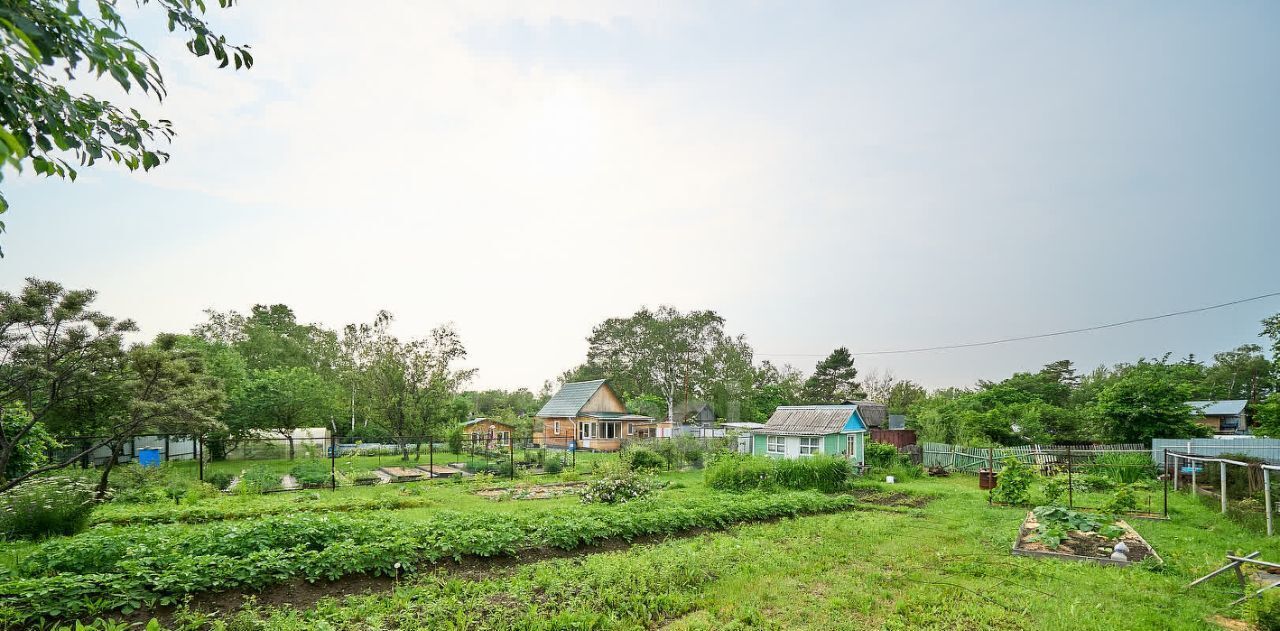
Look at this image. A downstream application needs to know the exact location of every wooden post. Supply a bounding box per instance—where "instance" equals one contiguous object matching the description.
[1264,468,1273,537]
[1221,461,1229,514]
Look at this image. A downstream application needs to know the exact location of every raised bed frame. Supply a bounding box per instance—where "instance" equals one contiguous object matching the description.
[1011,511,1163,567]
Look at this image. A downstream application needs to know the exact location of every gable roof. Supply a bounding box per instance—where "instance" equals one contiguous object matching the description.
[1187,400,1249,416]
[758,404,881,436]
[536,379,609,417]
[463,418,513,428]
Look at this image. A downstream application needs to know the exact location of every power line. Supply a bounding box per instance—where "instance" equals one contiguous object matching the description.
[759,290,1280,358]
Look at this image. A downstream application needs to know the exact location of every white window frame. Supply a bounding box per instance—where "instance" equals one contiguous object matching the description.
[766,435,785,455]
[553,421,560,434]
[601,422,617,439]
[799,436,820,456]
[627,423,635,436]
[579,422,593,439]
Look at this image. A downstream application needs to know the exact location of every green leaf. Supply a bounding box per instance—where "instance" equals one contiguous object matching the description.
[0,17,44,63]
[0,125,26,157]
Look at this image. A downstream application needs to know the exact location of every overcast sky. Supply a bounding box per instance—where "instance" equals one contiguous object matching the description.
[2,1,1278,391]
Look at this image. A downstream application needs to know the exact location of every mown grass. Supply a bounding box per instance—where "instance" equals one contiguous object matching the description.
[145,474,1280,631]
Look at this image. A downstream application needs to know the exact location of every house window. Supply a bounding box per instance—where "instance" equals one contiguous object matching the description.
[553,421,560,435]
[601,422,617,439]
[767,435,785,455]
[627,423,635,436]
[579,422,592,439]
[799,436,820,456]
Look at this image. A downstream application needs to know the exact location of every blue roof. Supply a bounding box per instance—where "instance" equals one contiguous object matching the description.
[1187,400,1248,416]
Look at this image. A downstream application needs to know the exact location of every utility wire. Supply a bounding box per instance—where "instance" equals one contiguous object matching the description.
[759,290,1280,358]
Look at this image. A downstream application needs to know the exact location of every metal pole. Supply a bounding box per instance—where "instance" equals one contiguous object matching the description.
[429,434,434,480]
[1163,449,1169,519]
[1221,461,1229,514]
[198,435,204,482]
[330,434,337,491]
[1066,445,1073,508]
[1173,453,1179,491]
[1264,468,1273,537]
[1191,461,1197,497]
[510,438,515,480]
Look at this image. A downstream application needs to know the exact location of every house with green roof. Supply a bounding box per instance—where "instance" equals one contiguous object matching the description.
[750,403,884,465]
[535,379,655,451]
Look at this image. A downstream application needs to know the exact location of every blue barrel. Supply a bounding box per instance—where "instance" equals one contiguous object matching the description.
[138,448,162,468]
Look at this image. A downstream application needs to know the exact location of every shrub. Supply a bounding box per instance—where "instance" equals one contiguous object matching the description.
[109,464,170,503]
[705,454,852,493]
[0,476,98,540]
[180,483,220,506]
[704,453,777,492]
[447,427,464,454]
[291,461,331,487]
[237,466,282,494]
[624,447,666,472]
[1041,475,1067,505]
[1100,483,1140,516]
[1090,452,1158,484]
[1250,590,1280,631]
[990,457,1034,506]
[581,462,653,504]
[774,456,853,493]
[206,472,234,491]
[864,441,901,470]
[544,454,564,475]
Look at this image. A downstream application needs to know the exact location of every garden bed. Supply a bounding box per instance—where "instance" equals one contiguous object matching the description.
[378,467,425,482]
[1012,510,1161,566]
[475,482,585,501]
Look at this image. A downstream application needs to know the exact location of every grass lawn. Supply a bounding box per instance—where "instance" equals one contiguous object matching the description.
[159,473,1280,631]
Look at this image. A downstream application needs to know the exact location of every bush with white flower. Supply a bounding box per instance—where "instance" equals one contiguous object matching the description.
[581,461,654,505]
[0,475,99,540]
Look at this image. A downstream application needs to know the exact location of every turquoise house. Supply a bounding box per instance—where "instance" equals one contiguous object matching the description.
[751,403,884,466]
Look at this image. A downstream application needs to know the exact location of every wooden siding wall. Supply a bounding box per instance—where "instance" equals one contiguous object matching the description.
[869,429,917,448]
[580,385,627,415]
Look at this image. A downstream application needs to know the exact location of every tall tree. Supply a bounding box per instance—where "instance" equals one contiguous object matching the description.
[801,347,863,403]
[231,367,338,459]
[585,306,729,424]
[0,278,134,486]
[0,0,252,241]
[1092,358,1211,445]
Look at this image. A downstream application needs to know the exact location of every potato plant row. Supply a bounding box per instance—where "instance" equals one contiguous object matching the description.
[0,491,862,625]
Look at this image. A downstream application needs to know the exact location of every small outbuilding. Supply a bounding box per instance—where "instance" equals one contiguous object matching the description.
[1187,400,1250,435]
[463,418,514,447]
[752,403,885,466]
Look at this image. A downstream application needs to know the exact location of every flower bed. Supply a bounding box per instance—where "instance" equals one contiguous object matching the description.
[475,482,585,501]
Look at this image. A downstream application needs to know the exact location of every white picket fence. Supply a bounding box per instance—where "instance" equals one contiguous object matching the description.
[921,442,1146,472]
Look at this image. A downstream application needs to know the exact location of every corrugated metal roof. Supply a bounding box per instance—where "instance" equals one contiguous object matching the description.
[758,404,874,436]
[1187,400,1249,416]
[583,412,654,420]
[888,414,907,430]
[536,379,608,417]
[463,418,488,427]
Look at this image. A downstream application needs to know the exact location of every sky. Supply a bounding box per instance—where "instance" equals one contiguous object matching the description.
[2,1,1278,392]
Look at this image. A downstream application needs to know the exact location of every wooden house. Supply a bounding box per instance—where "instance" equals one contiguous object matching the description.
[1187,400,1249,435]
[536,379,654,452]
[751,403,886,466]
[463,418,513,447]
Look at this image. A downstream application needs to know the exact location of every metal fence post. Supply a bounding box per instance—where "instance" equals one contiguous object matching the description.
[197,435,205,482]
[1066,445,1073,508]
[429,434,434,480]
[1163,449,1169,519]
[1191,460,1197,496]
[330,434,337,491]
[1221,461,1229,514]
[1264,468,1273,537]
[509,438,515,480]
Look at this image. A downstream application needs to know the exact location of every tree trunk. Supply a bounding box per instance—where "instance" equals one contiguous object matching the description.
[95,442,124,502]
[286,434,296,460]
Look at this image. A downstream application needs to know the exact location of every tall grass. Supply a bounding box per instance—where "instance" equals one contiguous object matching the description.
[705,454,852,493]
[1089,452,1157,484]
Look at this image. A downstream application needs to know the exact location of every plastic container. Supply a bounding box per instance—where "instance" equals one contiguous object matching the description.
[138,448,162,468]
[885,475,896,484]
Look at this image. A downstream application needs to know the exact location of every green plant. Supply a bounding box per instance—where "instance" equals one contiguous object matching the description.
[705,454,852,493]
[180,483,220,506]
[1250,589,1280,631]
[236,465,282,494]
[1041,476,1067,505]
[205,472,234,491]
[1089,452,1158,484]
[1099,484,1140,516]
[544,454,565,475]
[582,462,653,504]
[290,461,331,487]
[624,447,666,472]
[1028,505,1125,549]
[864,441,901,470]
[989,457,1034,506]
[0,476,98,540]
